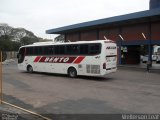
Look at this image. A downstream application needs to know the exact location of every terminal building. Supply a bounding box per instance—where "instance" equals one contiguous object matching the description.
[46,0,160,65]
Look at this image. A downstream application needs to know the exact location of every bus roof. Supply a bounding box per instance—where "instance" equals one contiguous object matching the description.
[20,40,115,48]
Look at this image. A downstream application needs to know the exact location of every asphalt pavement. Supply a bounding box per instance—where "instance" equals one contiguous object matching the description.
[0,60,160,119]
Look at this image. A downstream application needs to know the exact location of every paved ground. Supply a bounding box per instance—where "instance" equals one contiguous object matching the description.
[0,60,160,119]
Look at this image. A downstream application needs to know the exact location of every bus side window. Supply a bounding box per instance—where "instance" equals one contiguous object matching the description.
[28,47,34,55]
[39,47,43,55]
[34,47,39,55]
[26,47,29,55]
[34,47,43,55]
[89,44,101,55]
[80,44,88,55]
[55,45,65,55]
[48,46,54,55]
[43,46,49,55]
[66,45,79,55]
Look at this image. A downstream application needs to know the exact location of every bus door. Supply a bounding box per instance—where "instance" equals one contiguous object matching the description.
[17,47,25,63]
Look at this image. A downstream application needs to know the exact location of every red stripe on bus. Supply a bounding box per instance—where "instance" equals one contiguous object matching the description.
[34,56,84,63]
[74,56,85,64]
[38,56,77,63]
[34,56,41,62]
[66,57,77,63]
[39,56,46,62]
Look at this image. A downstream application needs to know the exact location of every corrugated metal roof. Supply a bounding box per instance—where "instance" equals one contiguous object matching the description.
[46,8,160,34]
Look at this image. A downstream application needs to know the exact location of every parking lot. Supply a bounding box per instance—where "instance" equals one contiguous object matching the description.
[1,60,160,116]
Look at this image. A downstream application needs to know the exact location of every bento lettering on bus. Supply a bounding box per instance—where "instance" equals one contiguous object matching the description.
[45,57,69,63]
[39,57,76,63]
[106,46,116,49]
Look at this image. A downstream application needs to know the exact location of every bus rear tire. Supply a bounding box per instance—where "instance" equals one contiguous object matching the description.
[68,67,77,78]
[27,65,33,73]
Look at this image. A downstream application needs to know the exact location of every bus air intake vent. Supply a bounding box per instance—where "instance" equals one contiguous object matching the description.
[86,65,100,74]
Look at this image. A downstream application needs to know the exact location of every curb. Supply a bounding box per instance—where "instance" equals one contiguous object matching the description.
[118,65,160,73]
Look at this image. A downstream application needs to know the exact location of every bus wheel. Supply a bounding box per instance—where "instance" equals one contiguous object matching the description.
[68,67,77,78]
[27,65,33,73]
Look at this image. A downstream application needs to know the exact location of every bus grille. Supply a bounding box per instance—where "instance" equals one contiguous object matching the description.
[86,65,100,74]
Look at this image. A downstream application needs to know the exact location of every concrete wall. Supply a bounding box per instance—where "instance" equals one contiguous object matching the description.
[6,51,17,59]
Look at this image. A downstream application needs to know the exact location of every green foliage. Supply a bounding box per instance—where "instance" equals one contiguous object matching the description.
[0,35,11,51]
[0,23,51,51]
[11,41,21,51]
[0,35,21,51]
[20,36,39,45]
[0,35,40,51]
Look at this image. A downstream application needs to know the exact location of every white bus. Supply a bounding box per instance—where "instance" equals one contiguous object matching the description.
[17,40,117,77]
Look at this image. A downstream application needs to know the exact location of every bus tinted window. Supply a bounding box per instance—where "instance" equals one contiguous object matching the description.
[66,45,79,55]
[80,44,88,54]
[34,47,43,55]
[43,46,49,55]
[26,47,34,55]
[89,43,101,54]
[48,46,54,55]
[23,43,101,56]
[39,47,43,55]
[25,47,29,55]
[34,47,39,55]
[55,45,65,55]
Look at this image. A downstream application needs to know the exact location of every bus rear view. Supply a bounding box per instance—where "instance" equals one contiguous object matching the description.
[101,41,117,76]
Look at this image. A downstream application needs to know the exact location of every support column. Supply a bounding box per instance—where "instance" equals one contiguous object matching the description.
[148,21,152,64]
[118,27,123,65]
[118,43,122,65]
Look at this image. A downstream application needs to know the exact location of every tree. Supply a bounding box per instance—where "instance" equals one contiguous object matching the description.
[20,36,39,45]
[0,35,21,51]
[11,41,21,51]
[0,23,14,51]
[0,35,12,51]
[0,23,13,37]
[0,51,7,62]
[0,23,51,51]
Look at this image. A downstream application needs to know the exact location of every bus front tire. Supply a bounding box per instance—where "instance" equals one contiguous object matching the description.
[27,65,33,73]
[68,67,77,78]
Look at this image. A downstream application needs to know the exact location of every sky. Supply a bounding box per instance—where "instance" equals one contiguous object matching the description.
[0,0,149,39]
